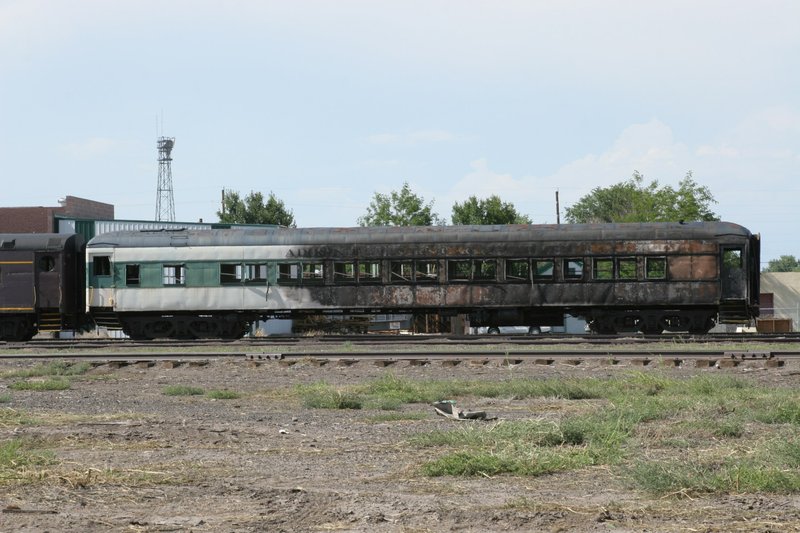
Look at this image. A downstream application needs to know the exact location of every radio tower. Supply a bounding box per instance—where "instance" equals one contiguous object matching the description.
[155,136,176,222]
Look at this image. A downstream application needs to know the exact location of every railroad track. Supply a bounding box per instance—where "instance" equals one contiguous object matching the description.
[0,346,796,370]
[5,332,800,351]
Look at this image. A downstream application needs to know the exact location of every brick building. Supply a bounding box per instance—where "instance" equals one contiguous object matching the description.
[0,196,114,233]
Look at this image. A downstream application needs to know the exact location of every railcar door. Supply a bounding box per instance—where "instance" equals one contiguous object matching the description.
[720,247,746,299]
[35,251,62,309]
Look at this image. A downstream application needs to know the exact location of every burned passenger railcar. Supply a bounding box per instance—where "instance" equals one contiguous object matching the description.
[85,221,759,338]
[0,233,86,341]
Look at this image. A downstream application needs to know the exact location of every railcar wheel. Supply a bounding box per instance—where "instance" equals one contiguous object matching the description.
[143,320,176,340]
[528,326,541,335]
[188,320,221,339]
[487,327,500,335]
[688,317,716,335]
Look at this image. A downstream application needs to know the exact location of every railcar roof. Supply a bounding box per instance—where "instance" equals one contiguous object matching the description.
[86,221,753,248]
[0,233,82,251]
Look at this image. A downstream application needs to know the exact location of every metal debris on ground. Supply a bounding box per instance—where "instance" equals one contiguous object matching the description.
[432,400,497,421]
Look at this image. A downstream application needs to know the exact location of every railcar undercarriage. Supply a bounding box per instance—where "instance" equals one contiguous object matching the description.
[582,307,718,335]
[117,313,258,340]
[0,315,37,342]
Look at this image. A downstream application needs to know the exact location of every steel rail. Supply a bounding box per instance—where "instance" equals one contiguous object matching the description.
[1,349,797,364]
[5,332,800,351]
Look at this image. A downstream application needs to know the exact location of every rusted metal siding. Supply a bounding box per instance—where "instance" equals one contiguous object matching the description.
[85,222,758,330]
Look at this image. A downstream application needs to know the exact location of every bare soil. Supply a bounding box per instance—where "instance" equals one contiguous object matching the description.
[2,353,800,532]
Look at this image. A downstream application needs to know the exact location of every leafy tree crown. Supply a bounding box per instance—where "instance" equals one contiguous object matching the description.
[217,190,296,227]
[564,171,718,224]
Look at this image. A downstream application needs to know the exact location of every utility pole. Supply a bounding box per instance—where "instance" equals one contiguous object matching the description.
[556,190,560,224]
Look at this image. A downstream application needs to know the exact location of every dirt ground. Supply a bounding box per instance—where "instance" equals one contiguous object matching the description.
[2,352,800,532]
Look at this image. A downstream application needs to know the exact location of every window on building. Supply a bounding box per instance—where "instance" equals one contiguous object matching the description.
[473,259,497,281]
[723,249,742,269]
[390,261,413,282]
[126,264,140,286]
[359,261,382,283]
[220,263,242,284]
[593,258,614,280]
[302,262,324,282]
[564,259,584,280]
[506,259,529,282]
[278,263,300,284]
[246,264,268,283]
[617,257,637,280]
[532,259,555,280]
[645,257,667,279]
[93,256,111,277]
[39,256,55,272]
[334,262,356,283]
[163,264,185,285]
[416,260,438,282]
[448,260,472,281]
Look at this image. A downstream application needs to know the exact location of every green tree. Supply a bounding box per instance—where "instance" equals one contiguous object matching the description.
[451,195,532,225]
[217,190,296,227]
[764,255,800,272]
[564,171,718,223]
[358,182,443,226]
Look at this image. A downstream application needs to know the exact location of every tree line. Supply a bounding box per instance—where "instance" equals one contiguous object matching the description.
[218,171,717,228]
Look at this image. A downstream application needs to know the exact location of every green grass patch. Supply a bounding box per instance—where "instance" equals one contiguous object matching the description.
[206,389,241,400]
[0,439,56,484]
[1,360,91,379]
[630,438,800,496]
[9,379,70,391]
[297,382,363,409]
[163,385,205,396]
[0,394,10,404]
[0,407,37,426]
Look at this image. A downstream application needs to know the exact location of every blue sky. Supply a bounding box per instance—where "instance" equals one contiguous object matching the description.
[1,1,798,265]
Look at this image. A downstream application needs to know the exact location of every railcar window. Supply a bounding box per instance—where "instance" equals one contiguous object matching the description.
[163,264,185,286]
[564,259,584,280]
[474,259,496,281]
[278,263,300,284]
[246,264,268,283]
[645,257,667,279]
[220,263,243,284]
[302,262,324,283]
[532,260,555,280]
[39,256,55,272]
[506,259,529,282]
[617,258,637,280]
[126,265,140,286]
[359,261,382,283]
[390,261,413,282]
[448,260,472,281]
[593,258,613,280]
[334,262,356,283]
[416,260,438,282]
[723,249,742,268]
[93,256,111,276]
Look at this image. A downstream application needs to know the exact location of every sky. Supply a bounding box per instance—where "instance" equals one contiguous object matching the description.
[1,1,798,265]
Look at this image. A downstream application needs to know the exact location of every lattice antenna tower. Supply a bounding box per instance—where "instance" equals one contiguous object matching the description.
[155,136,176,222]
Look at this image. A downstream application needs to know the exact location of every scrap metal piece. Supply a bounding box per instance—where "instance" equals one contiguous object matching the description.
[432,400,496,421]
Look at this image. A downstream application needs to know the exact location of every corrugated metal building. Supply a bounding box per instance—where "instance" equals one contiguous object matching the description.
[759,272,800,331]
